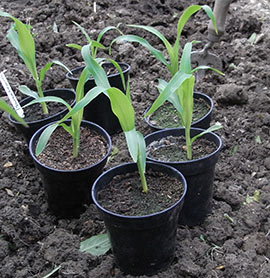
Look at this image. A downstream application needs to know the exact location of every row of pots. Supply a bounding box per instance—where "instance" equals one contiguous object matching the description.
[9,62,222,276]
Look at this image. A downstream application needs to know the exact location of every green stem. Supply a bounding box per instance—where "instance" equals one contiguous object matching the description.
[138,161,148,193]
[36,80,48,114]
[72,133,79,158]
[185,127,192,160]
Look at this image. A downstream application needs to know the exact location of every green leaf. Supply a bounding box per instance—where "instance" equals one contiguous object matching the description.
[58,86,106,123]
[107,87,135,132]
[80,234,111,256]
[35,123,58,156]
[72,21,91,43]
[191,123,222,144]
[1,12,38,80]
[156,79,183,116]
[97,26,122,43]
[66,43,82,50]
[249,33,257,45]
[111,35,169,67]
[23,96,71,110]
[145,71,191,117]
[106,59,126,91]
[18,85,39,99]
[40,60,71,83]
[180,41,193,74]
[82,45,110,88]
[0,98,27,126]
[128,24,173,59]
[124,128,139,162]
[191,65,224,76]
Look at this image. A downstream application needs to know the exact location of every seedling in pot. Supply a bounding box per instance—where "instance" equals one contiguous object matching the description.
[0,11,71,114]
[145,41,223,160]
[80,50,148,192]
[66,21,126,88]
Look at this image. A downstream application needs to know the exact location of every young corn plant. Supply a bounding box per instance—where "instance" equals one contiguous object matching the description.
[145,41,223,160]
[24,45,107,158]
[0,11,71,114]
[66,22,126,88]
[110,5,217,77]
[81,48,148,193]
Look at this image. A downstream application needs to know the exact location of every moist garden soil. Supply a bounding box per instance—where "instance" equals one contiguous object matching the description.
[0,0,269,277]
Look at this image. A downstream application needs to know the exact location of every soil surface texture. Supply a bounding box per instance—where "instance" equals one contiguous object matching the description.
[0,0,269,277]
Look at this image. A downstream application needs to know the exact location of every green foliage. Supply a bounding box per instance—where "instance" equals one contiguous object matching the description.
[67,21,122,60]
[80,233,111,256]
[0,11,71,114]
[145,40,223,159]
[111,5,217,76]
[0,98,27,126]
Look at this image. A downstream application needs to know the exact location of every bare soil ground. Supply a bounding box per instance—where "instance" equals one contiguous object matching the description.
[0,0,269,277]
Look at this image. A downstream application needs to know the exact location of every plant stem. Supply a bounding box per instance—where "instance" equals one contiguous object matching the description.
[73,133,79,158]
[36,80,48,114]
[138,161,148,193]
[185,127,192,160]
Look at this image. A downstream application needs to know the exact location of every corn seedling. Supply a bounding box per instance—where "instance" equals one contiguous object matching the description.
[0,11,71,114]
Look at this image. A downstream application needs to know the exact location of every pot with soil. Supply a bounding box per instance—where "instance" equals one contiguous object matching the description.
[29,120,111,218]
[8,88,75,143]
[92,161,187,276]
[145,91,213,131]
[145,127,222,226]
[66,62,130,135]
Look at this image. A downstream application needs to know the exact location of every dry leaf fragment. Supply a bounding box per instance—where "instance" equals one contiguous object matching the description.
[3,161,13,168]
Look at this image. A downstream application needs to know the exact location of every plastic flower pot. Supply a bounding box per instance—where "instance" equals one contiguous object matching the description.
[145,127,222,226]
[29,120,112,219]
[91,161,187,276]
[145,92,214,131]
[66,62,130,135]
[8,88,76,144]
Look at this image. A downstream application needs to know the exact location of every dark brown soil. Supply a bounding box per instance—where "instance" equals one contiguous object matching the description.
[97,169,184,216]
[36,127,108,170]
[0,0,270,277]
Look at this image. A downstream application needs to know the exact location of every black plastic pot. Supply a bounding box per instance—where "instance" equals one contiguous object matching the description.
[29,120,112,219]
[145,128,222,226]
[8,88,75,144]
[66,62,130,135]
[145,92,213,131]
[92,162,187,276]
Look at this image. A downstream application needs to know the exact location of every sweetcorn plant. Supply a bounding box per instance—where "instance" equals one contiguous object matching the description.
[0,11,71,114]
[145,41,223,160]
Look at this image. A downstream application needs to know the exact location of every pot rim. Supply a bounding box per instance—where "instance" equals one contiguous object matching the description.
[8,88,76,125]
[66,61,131,81]
[145,127,222,164]
[91,161,187,219]
[144,91,214,130]
[29,119,112,173]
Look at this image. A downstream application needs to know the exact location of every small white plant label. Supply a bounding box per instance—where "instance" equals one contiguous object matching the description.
[0,71,25,118]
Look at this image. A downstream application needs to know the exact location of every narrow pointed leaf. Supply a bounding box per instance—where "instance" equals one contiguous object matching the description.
[124,128,139,162]
[72,21,91,43]
[180,41,193,74]
[19,85,39,99]
[145,71,191,117]
[66,43,82,50]
[191,65,224,76]
[0,98,27,126]
[23,96,71,110]
[82,45,110,88]
[191,123,222,144]
[97,26,122,43]
[106,58,126,91]
[35,123,58,156]
[107,87,135,132]
[111,35,169,67]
